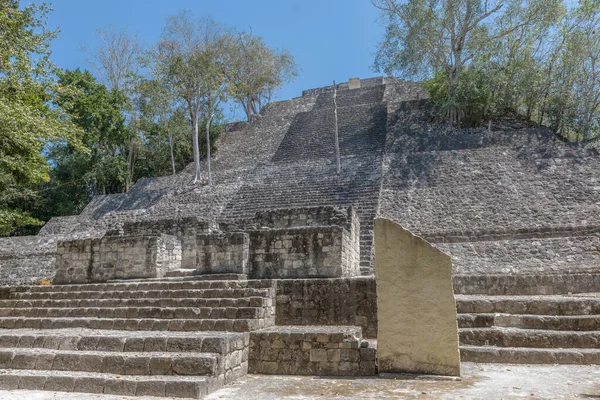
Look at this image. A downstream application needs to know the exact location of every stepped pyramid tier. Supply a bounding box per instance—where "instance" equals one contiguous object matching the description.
[0,77,599,397]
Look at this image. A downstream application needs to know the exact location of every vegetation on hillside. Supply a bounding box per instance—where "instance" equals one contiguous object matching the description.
[0,2,297,236]
[373,0,600,142]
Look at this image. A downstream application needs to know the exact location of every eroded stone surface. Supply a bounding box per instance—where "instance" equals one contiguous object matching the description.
[374,218,460,376]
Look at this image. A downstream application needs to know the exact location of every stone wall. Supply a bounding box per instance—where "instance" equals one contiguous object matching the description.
[54,234,181,284]
[0,236,59,286]
[195,232,249,274]
[220,206,358,232]
[114,218,210,270]
[248,326,376,376]
[378,99,600,276]
[436,234,600,275]
[248,226,359,279]
[275,278,377,338]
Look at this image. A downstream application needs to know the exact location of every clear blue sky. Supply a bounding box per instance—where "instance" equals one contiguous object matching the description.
[31,0,385,102]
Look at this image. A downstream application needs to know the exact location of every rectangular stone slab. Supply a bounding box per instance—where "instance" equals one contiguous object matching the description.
[374,218,460,376]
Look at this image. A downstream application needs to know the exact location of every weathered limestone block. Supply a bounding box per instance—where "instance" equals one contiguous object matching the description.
[54,239,94,284]
[249,226,359,279]
[113,217,211,270]
[248,326,375,376]
[54,234,181,284]
[195,232,249,274]
[374,218,460,376]
[348,77,361,90]
[275,277,378,338]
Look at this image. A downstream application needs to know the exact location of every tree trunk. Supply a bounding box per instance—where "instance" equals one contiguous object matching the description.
[205,113,214,186]
[192,112,201,184]
[126,139,135,191]
[241,98,251,121]
[168,130,176,175]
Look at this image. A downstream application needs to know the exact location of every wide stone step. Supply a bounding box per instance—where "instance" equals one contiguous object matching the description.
[7,288,273,301]
[0,328,247,354]
[14,279,273,293]
[453,273,600,295]
[160,272,248,280]
[0,306,269,320]
[0,368,217,398]
[0,317,273,332]
[458,313,600,331]
[456,295,600,315]
[460,345,600,364]
[0,296,271,309]
[459,327,600,348]
[0,348,220,376]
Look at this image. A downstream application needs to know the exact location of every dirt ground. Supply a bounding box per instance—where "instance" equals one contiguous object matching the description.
[0,363,598,400]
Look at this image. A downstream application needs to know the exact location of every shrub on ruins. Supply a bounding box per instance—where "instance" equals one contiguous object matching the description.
[425,69,494,127]
[372,0,600,143]
[0,1,86,236]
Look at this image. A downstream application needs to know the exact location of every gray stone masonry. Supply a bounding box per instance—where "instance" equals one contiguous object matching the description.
[248,326,376,376]
[112,217,210,270]
[275,278,377,338]
[248,226,359,279]
[219,205,358,233]
[195,232,249,275]
[54,234,181,284]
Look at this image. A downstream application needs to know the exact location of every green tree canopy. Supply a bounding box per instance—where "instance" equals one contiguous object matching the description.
[0,0,86,235]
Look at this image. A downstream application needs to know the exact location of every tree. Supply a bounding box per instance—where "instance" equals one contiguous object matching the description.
[133,108,194,178]
[83,26,144,190]
[136,78,180,175]
[0,0,85,235]
[224,30,298,120]
[54,69,130,196]
[372,0,563,125]
[82,25,142,92]
[155,13,228,184]
[546,1,600,142]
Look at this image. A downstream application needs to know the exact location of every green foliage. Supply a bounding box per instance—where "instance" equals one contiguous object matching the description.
[53,69,131,195]
[372,0,600,137]
[425,69,494,126]
[0,0,86,236]
[224,31,298,120]
[0,209,43,236]
[2,5,296,235]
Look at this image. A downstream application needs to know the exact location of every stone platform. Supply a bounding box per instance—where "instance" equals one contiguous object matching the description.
[0,278,276,398]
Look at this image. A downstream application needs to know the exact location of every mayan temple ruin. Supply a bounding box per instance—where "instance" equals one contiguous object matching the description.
[0,77,599,398]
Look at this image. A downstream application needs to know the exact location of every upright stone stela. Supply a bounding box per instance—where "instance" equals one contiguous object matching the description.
[374,218,460,376]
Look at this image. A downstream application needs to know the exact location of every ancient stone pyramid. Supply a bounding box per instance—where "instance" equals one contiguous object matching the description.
[0,77,599,398]
[2,76,598,284]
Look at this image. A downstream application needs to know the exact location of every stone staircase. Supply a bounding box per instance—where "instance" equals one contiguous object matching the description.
[0,278,276,398]
[457,293,600,364]
[221,86,389,276]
